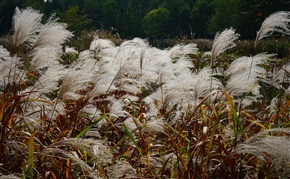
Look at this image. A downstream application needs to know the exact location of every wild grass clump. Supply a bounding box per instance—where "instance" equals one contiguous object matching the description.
[0,7,290,178]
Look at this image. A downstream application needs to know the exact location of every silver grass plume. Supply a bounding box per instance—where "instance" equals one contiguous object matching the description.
[108,160,136,178]
[269,95,288,116]
[168,43,198,60]
[90,37,115,59]
[120,37,149,48]
[0,175,21,179]
[46,138,112,162]
[30,47,61,71]
[0,46,16,82]
[255,11,290,47]
[144,119,167,134]
[64,46,78,54]
[114,37,149,59]
[0,56,22,84]
[90,38,150,96]
[89,37,115,51]
[146,67,223,111]
[31,14,73,51]
[271,62,290,90]
[211,28,239,69]
[11,6,73,86]
[226,54,273,106]
[43,138,112,177]
[12,7,43,46]
[0,45,10,60]
[233,128,290,177]
[58,69,93,100]
[44,148,100,177]
[33,65,68,94]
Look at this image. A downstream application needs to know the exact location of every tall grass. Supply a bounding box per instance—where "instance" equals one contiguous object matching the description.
[0,7,290,178]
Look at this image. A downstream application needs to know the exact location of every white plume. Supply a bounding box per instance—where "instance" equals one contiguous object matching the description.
[255,11,290,47]
[211,28,239,68]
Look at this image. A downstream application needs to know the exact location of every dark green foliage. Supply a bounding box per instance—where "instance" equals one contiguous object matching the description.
[102,0,118,28]
[1,0,290,39]
[61,5,93,36]
[161,0,191,37]
[207,0,241,36]
[190,0,214,38]
[142,7,170,37]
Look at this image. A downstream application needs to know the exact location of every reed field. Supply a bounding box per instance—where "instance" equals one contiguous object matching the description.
[0,7,290,178]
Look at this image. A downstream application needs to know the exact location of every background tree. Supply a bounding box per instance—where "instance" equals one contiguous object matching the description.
[0,0,23,35]
[82,0,104,30]
[142,7,170,38]
[183,0,197,7]
[111,0,149,37]
[61,5,93,36]
[207,0,241,36]
[102,0,118,29]
[235,0,290,39]
[161,0,191,37]
[149,0,165,9]
[190,0,214,38]
[22,0,45,12]
[115,0,140,37]
[1,0,290,39]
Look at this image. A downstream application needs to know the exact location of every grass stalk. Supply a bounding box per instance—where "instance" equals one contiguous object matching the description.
[123,123,143,157]
[28,132,35,178]
[76,114,106,138]
[203,118,219,178]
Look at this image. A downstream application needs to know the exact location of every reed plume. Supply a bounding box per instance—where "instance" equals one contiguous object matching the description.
[255,11,290,47]
[211,28,239,69]
[233,128,290,177]
[226,54,272,106]
[12,7,43,46]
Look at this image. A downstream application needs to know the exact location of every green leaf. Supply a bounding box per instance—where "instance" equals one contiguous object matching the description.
[166,124,190,143]
[76,114,106,138]
[123,123,143,157]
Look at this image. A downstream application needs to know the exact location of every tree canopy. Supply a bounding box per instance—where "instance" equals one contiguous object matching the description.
[142,7,170,37]
[0,0,290,39]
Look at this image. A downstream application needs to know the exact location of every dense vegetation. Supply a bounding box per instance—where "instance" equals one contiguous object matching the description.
[1,0,290,39]
[0,6,290,178]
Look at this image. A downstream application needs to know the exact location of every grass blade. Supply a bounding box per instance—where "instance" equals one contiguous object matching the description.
[123,123,143,157]
[66,158,71,179]
[28,132,34,178]
[222,90,242,138]
[76,114,106,138]
[204,118,219,177]
[166,124,190,143]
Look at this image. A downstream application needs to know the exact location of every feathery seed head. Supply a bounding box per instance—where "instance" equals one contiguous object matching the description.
[31,16,73,51]
[226,53,273,103]
[123,118,138,132]
[89,38,114,51]
[145,119,167,134]
[0,45,10,59]
[108,161,136,178]
[30,47,61,71]
[255,11,290,47]
[13,7,43,46]
[33,65,68,94]
[168,43,198,60]
[0,174,21,179]
[234,128,290,176]
[211,28,239,69]
[65,46,78,54]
